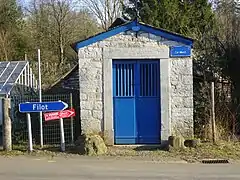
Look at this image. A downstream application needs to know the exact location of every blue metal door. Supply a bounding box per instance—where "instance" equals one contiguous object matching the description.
[113,60,160,144]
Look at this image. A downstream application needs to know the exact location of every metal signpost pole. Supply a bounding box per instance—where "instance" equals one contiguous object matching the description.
[19,101,69,152]
[59,118,65,152]
[27,113,33,152]
[38,49,43,148]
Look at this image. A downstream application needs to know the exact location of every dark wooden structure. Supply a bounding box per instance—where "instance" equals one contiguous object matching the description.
[44,64,81,140]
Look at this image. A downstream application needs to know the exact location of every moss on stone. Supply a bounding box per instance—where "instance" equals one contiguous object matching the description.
[75,134,107,156]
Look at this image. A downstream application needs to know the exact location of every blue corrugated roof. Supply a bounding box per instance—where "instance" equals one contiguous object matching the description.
[71,19,194,52]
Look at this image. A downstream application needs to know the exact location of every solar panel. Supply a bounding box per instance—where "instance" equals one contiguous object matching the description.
[7,62,27,83]
[0,62,18,83]
[0,62,9,67]
[0,84,13,94]
[0,61,29,95]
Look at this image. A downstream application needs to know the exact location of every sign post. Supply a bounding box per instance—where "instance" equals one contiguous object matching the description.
[59,118,65,152]
[19,101,68,152]
[26,113,33,152]
[38,49,43,148]
[43,108,75,152]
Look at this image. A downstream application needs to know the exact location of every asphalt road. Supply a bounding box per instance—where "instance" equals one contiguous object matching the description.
[0,156,240,180]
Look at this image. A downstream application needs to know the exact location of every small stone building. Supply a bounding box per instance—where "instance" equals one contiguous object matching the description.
[71,18,194,145]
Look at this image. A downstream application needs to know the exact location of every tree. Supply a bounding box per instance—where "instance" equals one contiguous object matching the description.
[27,0,93,65]
[123,0,215,38]
[24,0,100,88]
[0,0,25,60]
[211,0,240,135]
[81,0,123,30]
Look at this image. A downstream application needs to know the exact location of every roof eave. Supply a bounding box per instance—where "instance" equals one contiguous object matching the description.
[71,21,135,52]
[71,20,194,52]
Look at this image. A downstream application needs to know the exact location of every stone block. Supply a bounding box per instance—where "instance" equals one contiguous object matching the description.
[98,41,110,47]
[75,134,107,155]
[80,93,87,101]
[96,87,102,93]
[82,47,102,58]
[172,121,194,138]
[172,84,193,97]
[184,139,200,148]
[171,97,183,108]
[171,97,193,108]
[91,61,102,68]
[94,102,102,110]
[81,118,102,133]
[80,82,102,93]
[140,32,149,39]
[80,101,93,110]
[95,93,102,101]
[81,110,92,119]
[168,136,185,149]
[172,108,193,118]
[182,97,193,108]
[93,110,103,120]
[182,75,193,84]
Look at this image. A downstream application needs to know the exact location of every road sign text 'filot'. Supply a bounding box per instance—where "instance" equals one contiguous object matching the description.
[19,101,68,113]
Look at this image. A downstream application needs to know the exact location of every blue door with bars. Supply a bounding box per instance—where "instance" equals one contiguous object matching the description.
[113,60,160,144]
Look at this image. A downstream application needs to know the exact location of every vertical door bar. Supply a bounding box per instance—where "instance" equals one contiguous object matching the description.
[140,64,142,96]
[156,63,158,96]
[135,61,140,97]
[132,64,135,96]
[124,64,127,96]
[121,64,124,96]
[113,64,116,96]
[144,64,147,96]
[130,64,133,96]
[126,64,129,96]
[117,64,120,96]
[148,64,150,96]
[150,64,153,96]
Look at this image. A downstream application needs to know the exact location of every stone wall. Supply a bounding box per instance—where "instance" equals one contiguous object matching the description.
[78,47,103,134]
[170,58,194,138]
[78,30,193,139]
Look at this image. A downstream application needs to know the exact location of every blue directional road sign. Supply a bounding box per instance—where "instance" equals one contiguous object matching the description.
[19,101,68,113]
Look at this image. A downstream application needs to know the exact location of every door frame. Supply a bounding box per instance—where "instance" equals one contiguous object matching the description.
[103,47,171,145]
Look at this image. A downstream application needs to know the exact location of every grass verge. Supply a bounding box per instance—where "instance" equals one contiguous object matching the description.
[0,141,240,163]
[106,141,240,163]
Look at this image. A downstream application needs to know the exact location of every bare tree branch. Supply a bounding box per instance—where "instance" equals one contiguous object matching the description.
[81,0,122,30]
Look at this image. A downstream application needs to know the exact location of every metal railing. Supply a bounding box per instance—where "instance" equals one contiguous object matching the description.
[10,93,76,146]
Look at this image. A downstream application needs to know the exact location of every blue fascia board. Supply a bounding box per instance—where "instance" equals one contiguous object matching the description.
[139,24,193,46]
[75,21,135,50]
[73,20,193,51]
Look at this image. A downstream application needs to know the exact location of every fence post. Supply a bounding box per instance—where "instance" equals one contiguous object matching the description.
[211,82,216,143]
[2,98,12,151]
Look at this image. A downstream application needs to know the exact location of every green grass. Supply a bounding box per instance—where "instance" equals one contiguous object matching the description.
[106,142,240,162]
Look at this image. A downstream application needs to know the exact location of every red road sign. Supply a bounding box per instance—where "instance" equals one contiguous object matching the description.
[44,108,76,121]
